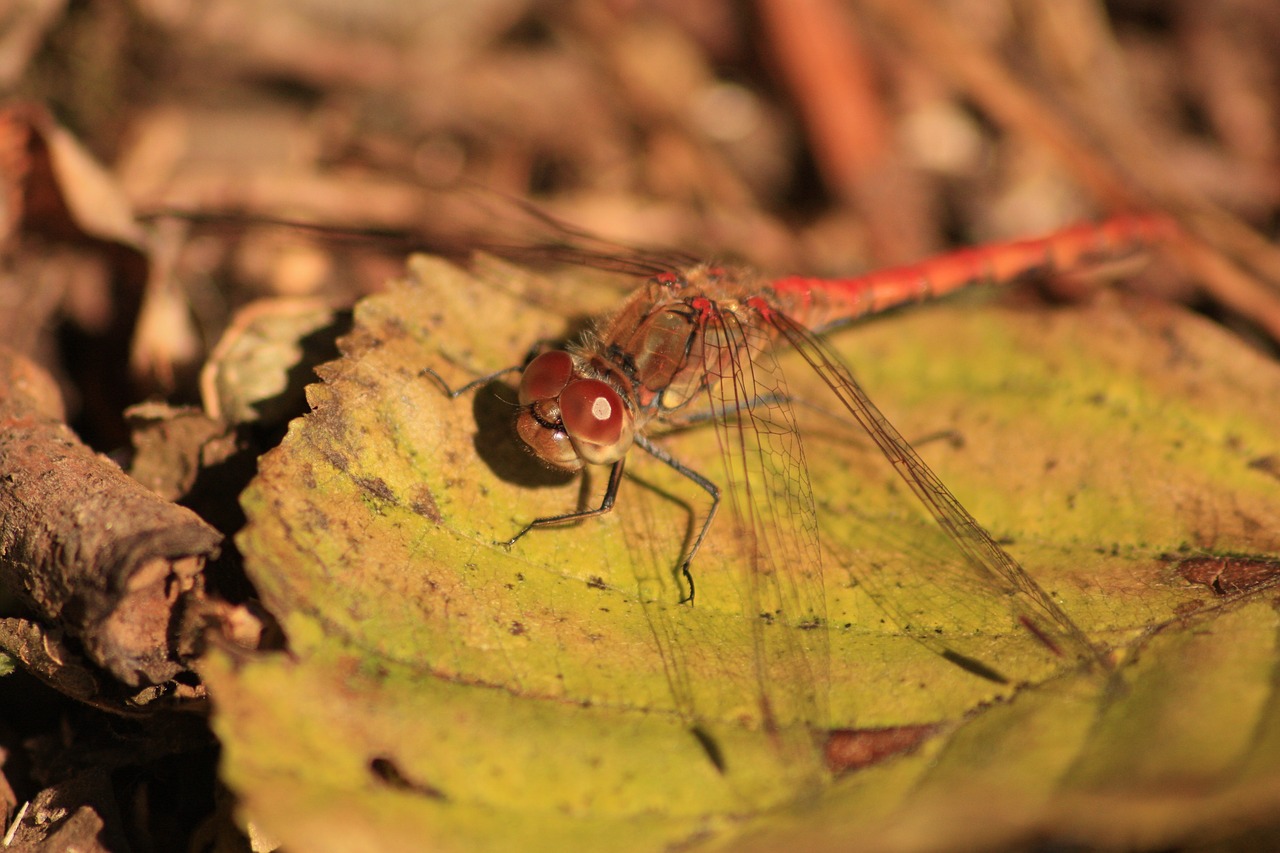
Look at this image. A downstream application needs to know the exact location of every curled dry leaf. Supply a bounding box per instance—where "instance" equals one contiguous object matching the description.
[200,298,343,429]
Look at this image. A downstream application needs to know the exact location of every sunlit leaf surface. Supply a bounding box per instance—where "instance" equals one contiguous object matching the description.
[209,254,1280,852]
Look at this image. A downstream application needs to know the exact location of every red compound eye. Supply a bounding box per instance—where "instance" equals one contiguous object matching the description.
[560,380,623,445]
[559,379,632,464]
[518,351,575,405]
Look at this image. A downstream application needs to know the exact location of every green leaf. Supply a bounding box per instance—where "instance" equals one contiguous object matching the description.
[209,255,1280,851]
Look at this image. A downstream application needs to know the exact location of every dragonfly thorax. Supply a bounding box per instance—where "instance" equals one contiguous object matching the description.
[516,350,636,470]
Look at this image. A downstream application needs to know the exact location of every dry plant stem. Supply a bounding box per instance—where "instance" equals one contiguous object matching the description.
[0,344,222,688]
[1031,4,1280,293]
[757,0,933,262]
[757,0,888,182]
[1028,7,1280,305]
[1166,234,1280,338]
[853,0,1280,338]
[1180,207,1280,299]
[852,0,1137,204]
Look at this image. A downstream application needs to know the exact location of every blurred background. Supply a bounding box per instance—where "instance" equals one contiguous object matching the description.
[4,0,1280,848]
[8,0,1280,431]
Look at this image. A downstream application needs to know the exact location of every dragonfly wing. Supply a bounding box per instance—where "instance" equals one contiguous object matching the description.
[768,311,1109,682]
[697,307,832,756]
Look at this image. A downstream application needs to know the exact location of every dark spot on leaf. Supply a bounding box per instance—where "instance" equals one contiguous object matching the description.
[690,726,726,774]
[354,475,397,504]
[509,621,525,635]
[1177,555,1280,596]
[409,485,442,522]
[941,649,1009,684]
[824,724,940,775]
[911,428,964,450]
[381,315,409,339]
[1172,600,1203,617]
[320,448,350,474]
[369,756,446,799]
[301,498,331,532]
[586,575,607,590]
[1248,455,1280,482]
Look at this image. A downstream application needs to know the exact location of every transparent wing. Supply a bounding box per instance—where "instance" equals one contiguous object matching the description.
[617,300,833,794]
[703,306,831,727]
[767,309,1110,682]
[698,303,835,778]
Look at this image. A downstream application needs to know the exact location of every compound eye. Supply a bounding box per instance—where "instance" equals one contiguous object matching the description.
[559,379,631,464]
[518,351,575,405]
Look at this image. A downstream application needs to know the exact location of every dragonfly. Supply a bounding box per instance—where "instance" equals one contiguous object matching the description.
[419,212,1174,789]
[476,214,1170,677]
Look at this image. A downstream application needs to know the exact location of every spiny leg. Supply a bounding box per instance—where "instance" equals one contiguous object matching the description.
[421,339,559,398]
[634,434,720,604]
[420,364,521,398]
[501,458,628,546]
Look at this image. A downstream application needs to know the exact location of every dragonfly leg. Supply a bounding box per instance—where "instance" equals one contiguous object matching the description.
[673,394,962,459]
[421,339,555,397]
[633,434,719,605]
[501,458,627,545]
[660,392,791,430]
[420,364,521,398]
[663,392,859,443]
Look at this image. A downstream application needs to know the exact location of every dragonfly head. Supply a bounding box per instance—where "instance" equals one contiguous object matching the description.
[516,351,634,471]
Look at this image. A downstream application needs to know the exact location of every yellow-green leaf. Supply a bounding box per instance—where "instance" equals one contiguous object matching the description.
[210,254,1280,852]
